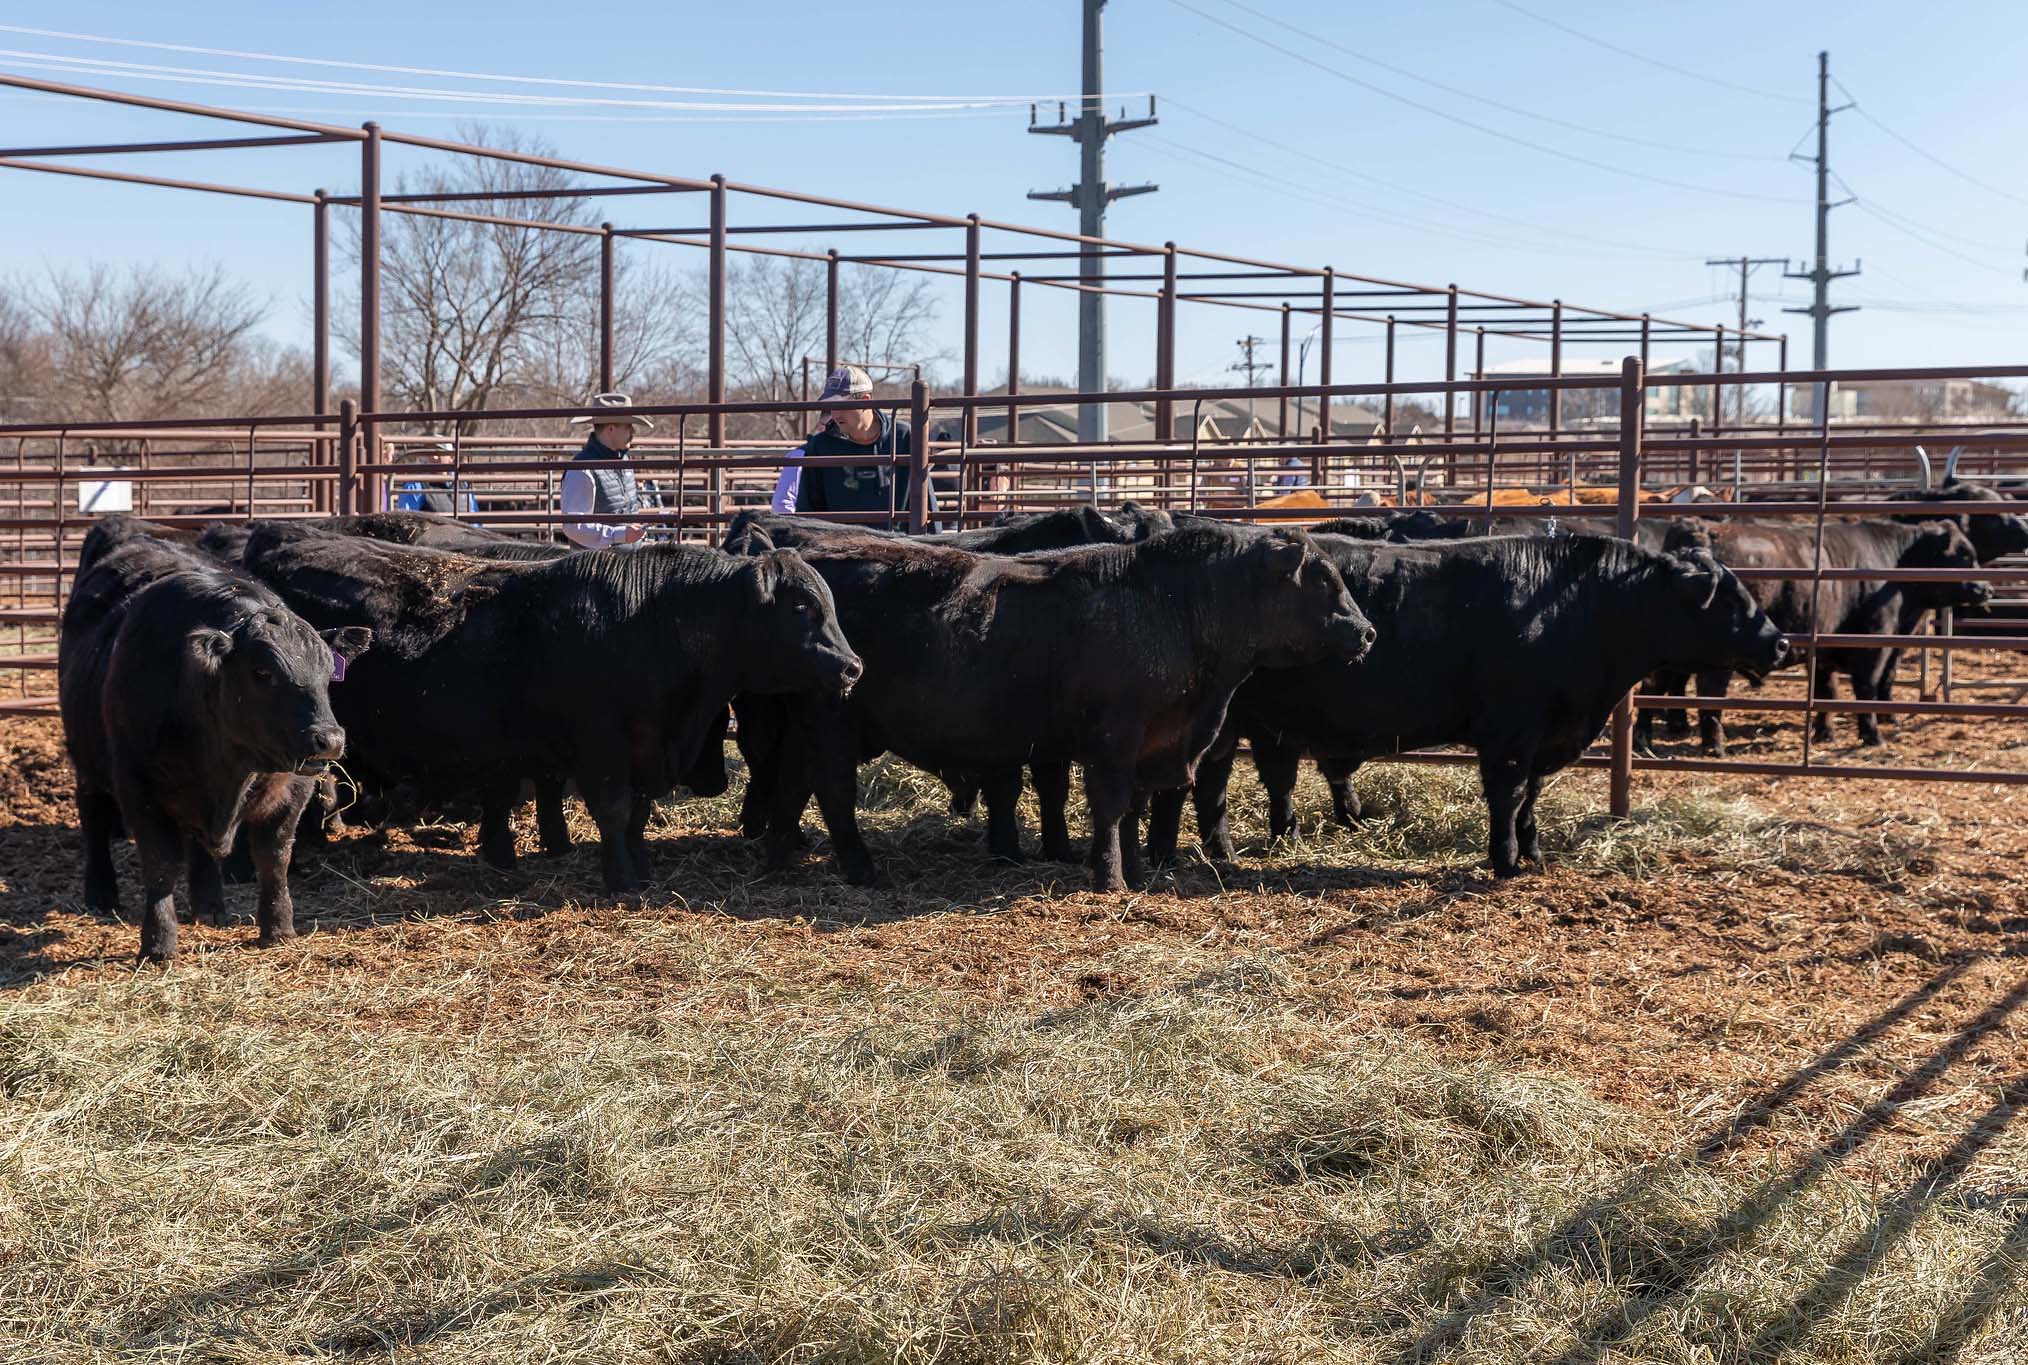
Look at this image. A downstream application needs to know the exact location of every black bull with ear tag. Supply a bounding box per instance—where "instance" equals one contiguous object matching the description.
[58,516,371,963]
[1145,532,1790,879]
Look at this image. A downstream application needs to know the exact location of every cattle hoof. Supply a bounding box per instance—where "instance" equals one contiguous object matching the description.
[1042,841,1079,864]
[842,864,883,889]
[258,929,298,948]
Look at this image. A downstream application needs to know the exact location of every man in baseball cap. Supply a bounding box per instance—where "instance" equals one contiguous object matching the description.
[770,365,934,529]
[560,392,656,549]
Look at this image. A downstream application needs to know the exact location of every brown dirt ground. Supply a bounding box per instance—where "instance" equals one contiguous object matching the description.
[6,660,2027,1188]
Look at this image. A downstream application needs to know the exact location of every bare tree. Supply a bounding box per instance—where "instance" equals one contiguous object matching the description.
[0,286,51,423]
[722,254,942,437]
[16,263,266,421]
[340,126,601,429]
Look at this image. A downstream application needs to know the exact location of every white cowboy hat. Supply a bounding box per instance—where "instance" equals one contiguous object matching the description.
[568,392,657,430]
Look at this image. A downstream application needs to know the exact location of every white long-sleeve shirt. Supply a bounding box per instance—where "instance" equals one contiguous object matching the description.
[770,445,807,513]
[559,466,635,549]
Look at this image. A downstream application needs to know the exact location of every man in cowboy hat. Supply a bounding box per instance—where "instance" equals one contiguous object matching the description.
[560,392,656,549]
[770,365,934,531]
[392,441,477,517]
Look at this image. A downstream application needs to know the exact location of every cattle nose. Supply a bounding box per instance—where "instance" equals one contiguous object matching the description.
[1773,636,1792,662]
[1360,623,1377,649]
[303,726,346,761]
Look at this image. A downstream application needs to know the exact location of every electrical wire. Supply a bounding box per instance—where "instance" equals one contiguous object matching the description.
[1160,98,1706,260]
[1832,76,2028,209]
[1206,0,1786,162]
[1160,0,1793,204]
[1488,0,1806,104]
[0,49,1034,113]
[0,23,1122,105]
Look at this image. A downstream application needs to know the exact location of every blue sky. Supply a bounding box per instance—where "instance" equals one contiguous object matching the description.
[2,0,2022,400]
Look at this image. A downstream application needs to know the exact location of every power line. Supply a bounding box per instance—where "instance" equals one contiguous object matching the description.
[0,48,1043,113]
[1849,200,2017,275]
[1140,134,1677,261]
[1160,0,1793,203]
[1831,76,2028,209]
[0,22,1122,105]
[1206,0,1785,162]
[1489,0,1807,104]
[1162,97,1703,259]
[1835,180,2018,255]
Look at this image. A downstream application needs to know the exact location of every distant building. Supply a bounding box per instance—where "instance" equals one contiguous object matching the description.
[1788,377,2017,424]
[1479,357,1701,427]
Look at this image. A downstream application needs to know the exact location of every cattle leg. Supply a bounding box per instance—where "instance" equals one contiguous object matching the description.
[1696,669,1732,758]
[1120,791,1147,889]
[1252,739,1303,841]
[1031,761,1076,863]
[534,777,573,856]
[1083,761,1136,893]
[245,774,311,946]
[947,778,980,820]
[1851,670,1886,747]
[1145,787,1186,868]
[77,785,120,913]
[582,779,646,894]
[733,695,784,841]
[788,708,879,886]
[1192,736,1241,863]
[981,770,1025,862]
[627,792,655,880]
[1811,666,1838,743]
[129,810,183,964]
[1516,775,1546,867]
[186,839,226,927]
[1479,752,1532,879]
[1319,758,1363,826]
[477,784,519,869]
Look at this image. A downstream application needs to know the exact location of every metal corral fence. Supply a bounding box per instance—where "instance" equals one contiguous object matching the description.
[8,359,2028,821]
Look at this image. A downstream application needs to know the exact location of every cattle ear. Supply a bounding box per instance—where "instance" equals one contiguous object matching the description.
[187,627,232,670]
[323,625,373,661]
[748,555,780,604]
[1259,536,1307,581]
[1669,552,1721,610]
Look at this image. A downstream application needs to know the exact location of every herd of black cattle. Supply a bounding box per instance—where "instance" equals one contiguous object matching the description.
[54,483,2025,961]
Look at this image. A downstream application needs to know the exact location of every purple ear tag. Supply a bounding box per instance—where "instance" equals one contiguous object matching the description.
[331,652,348,683]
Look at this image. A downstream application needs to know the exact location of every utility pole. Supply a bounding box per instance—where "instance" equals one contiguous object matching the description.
[1705,254,1786,425]
[1783,50,1858,420]
[1229,334,1269,433]
[1028,0,1156,443]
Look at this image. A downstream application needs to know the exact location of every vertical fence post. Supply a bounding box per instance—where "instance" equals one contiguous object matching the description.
[312,188,331,514]
[963,214,981,446]
[1006,271,1021,449]
[1317,267,1334,445]
[1383,314,1396,439]
[1472,326,1486,443]
[337,398,358,516]
[1777,333,1791,483]
[707,174,727,518]
[908,379,931,533]
[1277,303,1291,440]
[1548,300,1563,438]
[1443,285,1459,444]
[599,223,616,391]
[825,248,840,374]
[358,123,382,516]
[1610,355,1645,818]
[1155,244,1177,443]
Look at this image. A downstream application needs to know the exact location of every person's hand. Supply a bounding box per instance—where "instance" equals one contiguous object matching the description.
[620,524,648,544]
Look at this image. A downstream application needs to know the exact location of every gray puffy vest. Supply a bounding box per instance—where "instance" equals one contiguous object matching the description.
[573,435,640,517]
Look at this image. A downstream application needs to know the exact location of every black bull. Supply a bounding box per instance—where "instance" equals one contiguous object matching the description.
[59,517,372,962]
[1144,532,1791,878]
[1635,518,1992,756]
[235,524,860,891]
[724,522,1376,891]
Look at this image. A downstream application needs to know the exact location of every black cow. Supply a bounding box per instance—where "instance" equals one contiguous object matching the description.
[238,525,860,892]
[1146,533,1789,879]
[722,506,1139,556]
[1643,519,1989,755]
[727,523,1375,891]
[59,517,372,961]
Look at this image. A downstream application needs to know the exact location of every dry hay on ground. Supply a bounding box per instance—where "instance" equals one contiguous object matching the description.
[2,702,2026,1362]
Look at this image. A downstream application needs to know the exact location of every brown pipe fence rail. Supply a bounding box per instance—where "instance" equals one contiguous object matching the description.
[9,362,2028,823]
